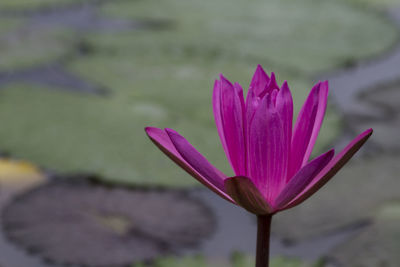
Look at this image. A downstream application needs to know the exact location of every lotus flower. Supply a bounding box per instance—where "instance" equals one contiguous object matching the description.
[145,65,372,215]
[146,65,372,267]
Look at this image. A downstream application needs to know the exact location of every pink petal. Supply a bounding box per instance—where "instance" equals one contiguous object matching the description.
[274,149,334,210]
[213,80,228,161]
[165,128,229,189]
[289,81,329,179]
[248,94,285,202]
[259,72,279,99]
[247,65,270,99]
[267,72,280,91]
[270,89,279,106]
[145,127,234,203]
[217,75,246,175]
[224,176,272,215]
[276,81,294,182]
[283,128,373,210]
[246,65,270,129]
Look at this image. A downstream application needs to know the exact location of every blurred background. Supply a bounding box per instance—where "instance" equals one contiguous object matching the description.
[0,0,399,266]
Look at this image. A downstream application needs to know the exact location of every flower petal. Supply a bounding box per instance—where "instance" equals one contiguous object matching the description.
[224,176,272,215]
[212,80,228,160]
[259,72,279,99]
[217,75,246,175]
[248,94,285,202]
[267,72,280,91]
[145,127,234,203]
[247,65,270,99]
[289,81,329,179]
[283,128,373,210]
[274,149,334,210]
[165,128,228,189]
[246,65,270,127]
[276,81,294,182]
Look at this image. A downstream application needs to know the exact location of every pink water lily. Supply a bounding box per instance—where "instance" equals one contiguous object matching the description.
[145,65,372,215]
[146,65,372,267]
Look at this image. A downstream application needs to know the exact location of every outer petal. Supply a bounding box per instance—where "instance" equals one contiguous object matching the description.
[248,94,285,202]
[276,81,294,182]
[212,80,228,161]
[213,76,246,175]
[165,128,226,189]
[145,127,234,203]
[224,176,272,215]
[289,81,329,179]
[274,149,334,210]
[283,128,373,210]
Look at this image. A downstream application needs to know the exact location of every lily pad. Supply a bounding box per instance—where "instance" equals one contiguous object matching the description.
[0,26,74,71]
[3,178,215,266]
[0,84,226,186]
[97,0,397,74]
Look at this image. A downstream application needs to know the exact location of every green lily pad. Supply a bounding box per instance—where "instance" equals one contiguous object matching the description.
[97,0,397,74]
[0,84,216,186]
[0,25,75,71]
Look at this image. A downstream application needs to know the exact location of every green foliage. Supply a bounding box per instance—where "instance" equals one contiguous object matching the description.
[271,257,313,267]
[231,252,253,267]
[231,252,316,267]
[152,255,208,267]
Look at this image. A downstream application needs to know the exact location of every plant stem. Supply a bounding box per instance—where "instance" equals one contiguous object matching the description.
[256,214,272,267]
